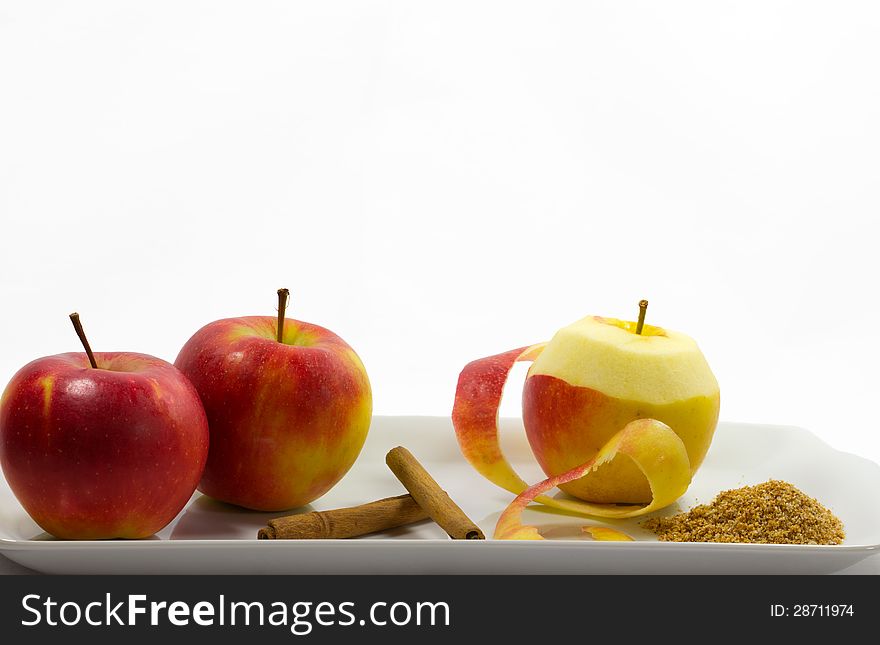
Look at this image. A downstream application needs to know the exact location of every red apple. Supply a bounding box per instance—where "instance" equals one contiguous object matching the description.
[0,316,209,539]
[174,291,372,511]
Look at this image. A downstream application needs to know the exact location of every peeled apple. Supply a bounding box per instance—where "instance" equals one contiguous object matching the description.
[452,310,720,539]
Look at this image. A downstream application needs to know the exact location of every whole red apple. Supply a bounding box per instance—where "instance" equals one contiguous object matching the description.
[174,291,372,511]
[0,316,209,539]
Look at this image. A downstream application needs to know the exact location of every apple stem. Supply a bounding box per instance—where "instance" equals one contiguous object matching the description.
[635,299,649,335]
[69,312,98,368]
[276,288,290,343]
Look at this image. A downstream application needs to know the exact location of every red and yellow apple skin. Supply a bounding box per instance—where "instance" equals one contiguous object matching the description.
[523,375,719,503]
[174,316,372,512]
[0,353,209,539]
[494,418,691,539]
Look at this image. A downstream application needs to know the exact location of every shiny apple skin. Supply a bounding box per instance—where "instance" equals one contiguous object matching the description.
[174,316,372,511]
[0,352,210,539]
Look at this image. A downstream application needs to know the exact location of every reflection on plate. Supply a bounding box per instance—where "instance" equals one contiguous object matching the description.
[1,417,878,574]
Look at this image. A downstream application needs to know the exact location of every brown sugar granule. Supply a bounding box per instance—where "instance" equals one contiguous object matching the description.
[642,480,845,545]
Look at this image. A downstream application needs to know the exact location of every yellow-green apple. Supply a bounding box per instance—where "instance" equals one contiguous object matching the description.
[452,302,720,512]
[0,314,209,539]
[174,290,372,511]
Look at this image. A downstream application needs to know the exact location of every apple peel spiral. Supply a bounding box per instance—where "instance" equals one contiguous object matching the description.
[452,342,700,540]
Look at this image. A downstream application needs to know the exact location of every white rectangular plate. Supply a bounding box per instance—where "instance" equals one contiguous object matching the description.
[1,416,879,574]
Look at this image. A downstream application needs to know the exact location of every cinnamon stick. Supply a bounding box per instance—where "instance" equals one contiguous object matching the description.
[386,446,485,540]
[257,494,428,539]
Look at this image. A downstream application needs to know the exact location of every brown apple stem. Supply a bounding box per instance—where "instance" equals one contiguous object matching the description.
[276,288,290,343]
[636,299,649,335]
[69,312,98,368]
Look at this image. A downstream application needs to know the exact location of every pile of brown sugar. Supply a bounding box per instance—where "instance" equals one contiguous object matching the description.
[642,480,845,545]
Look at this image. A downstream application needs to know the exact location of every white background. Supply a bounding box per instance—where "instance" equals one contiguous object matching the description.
[2,1,879,470]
